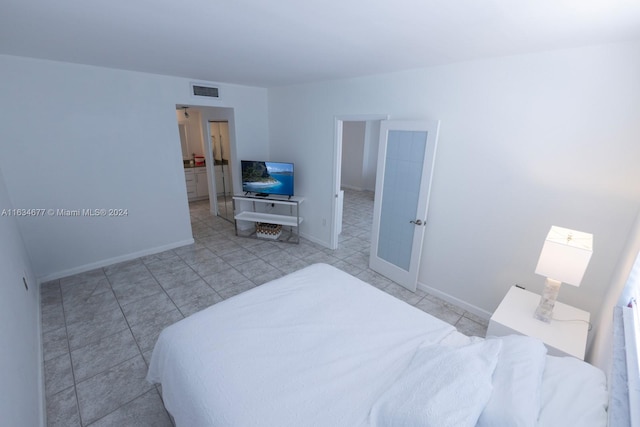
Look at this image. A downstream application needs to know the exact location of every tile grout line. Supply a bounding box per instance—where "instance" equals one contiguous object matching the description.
[80,265,163,426]
[110,262,167,361]
[56,279,84,427]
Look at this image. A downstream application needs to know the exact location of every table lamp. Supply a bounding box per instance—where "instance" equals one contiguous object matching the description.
[534,226,593,323]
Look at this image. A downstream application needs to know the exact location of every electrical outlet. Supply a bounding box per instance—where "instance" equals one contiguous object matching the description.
[322,218,326,226]
[22,276,28,291]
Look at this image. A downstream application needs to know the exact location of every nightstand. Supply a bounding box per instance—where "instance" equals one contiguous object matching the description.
[487,286,590,360]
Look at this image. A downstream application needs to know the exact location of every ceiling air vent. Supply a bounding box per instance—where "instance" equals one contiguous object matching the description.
[191,84,220,98]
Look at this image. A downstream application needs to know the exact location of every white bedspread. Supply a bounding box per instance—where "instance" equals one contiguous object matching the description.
[147,263,456,427]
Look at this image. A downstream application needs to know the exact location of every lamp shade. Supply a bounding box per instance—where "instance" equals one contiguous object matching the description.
[534,226,593,287]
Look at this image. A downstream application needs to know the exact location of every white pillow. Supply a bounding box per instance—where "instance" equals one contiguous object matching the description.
[536,355,607,427]
[476,335,548,427]
[370,340,502,427]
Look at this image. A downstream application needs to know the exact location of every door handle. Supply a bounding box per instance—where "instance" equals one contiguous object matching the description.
[409,219,424,226]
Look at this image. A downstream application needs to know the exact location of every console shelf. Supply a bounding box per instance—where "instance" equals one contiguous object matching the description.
[233,195,304,243]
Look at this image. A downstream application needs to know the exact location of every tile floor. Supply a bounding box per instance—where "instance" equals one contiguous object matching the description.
[41,189,488,426]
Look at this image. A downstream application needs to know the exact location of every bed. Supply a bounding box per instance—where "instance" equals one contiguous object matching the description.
[147,263,608,427]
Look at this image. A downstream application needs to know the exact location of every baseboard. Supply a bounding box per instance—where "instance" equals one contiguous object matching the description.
[340,184,365,192]
[299,230,331,249]
[37,281,46,427]
[417,281,492,320]
[36,238,195,282]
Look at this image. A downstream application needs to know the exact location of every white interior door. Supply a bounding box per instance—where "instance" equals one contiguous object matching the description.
[370,120,440,291]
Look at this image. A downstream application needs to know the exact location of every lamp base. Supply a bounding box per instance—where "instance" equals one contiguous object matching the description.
[534,278,562,323]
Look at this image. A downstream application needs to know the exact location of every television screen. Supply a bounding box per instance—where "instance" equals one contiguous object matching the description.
[241,160,294,197]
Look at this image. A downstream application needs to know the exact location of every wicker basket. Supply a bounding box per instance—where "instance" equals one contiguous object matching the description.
[256,222,282,240]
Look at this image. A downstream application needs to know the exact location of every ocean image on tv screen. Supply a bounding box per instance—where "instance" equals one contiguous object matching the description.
[242,161,294,196]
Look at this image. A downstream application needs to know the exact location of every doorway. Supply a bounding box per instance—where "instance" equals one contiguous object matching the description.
[175,105,237,227]
[331,115,388,250]
[177,106,210,202]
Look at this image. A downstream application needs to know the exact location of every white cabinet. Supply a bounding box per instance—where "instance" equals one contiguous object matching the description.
[185,169,196,200]
[185,167,209,201]
[487,286,590,360]
[195,167,208,199]
[233,195,304,243]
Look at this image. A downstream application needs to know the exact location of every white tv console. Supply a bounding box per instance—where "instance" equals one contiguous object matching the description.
[232,194,304,243]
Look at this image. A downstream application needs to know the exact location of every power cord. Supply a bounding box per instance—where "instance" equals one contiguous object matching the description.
[552,317,593,331]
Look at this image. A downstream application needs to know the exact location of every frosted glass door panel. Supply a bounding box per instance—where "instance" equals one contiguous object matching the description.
[377,130,427,271]
[370,119,439,291]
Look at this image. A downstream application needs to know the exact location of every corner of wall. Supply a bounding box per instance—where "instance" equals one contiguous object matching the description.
[0,165,44,426]
[588,206,640,372]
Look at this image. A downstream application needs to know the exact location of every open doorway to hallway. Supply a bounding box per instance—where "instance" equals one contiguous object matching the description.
[331,115,386,250]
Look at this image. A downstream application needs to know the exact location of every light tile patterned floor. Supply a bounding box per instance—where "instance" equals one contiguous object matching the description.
[41,189,487,426]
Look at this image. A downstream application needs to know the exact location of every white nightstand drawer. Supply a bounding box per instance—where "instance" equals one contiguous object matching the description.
[487,286,590,360]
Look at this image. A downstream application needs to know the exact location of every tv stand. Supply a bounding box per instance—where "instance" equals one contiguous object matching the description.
[246,192,291,200]
[233,194,304,243]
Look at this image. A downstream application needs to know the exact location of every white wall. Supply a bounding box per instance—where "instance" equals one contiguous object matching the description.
[0,55,268,281]
[341,121,366,190]
[268,40,640,361]
[0,166,42,426]
[362,120,380,192]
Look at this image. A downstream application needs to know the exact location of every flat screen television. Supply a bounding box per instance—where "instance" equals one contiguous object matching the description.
[241,160,294,197]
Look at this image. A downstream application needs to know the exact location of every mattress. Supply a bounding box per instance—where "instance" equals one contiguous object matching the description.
[147,263,608,427]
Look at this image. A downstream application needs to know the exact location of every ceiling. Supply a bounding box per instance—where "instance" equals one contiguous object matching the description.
[1,0,639,88]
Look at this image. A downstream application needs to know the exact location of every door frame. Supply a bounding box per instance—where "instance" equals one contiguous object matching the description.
[331,114,389,250]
